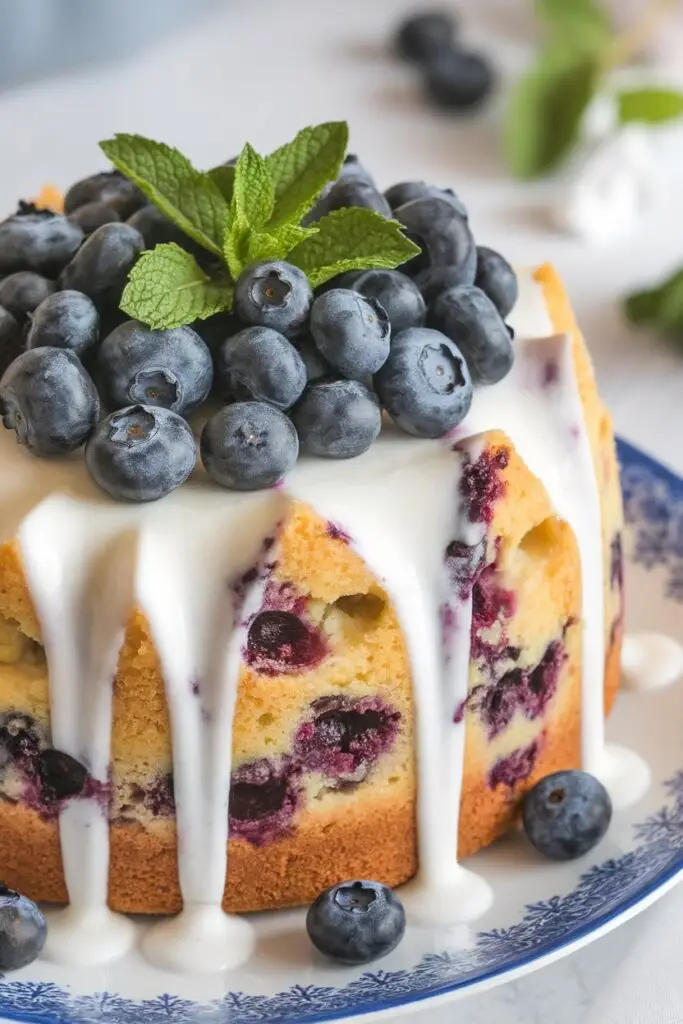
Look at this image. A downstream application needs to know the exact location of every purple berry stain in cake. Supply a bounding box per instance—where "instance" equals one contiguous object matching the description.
[470,560,517,666]
[610,533,623,593]
[245,579,327,675]
[130,773,176,818]
[460,447,509,526]
[326,521,351,544]
[228,757,299,846]
[440,602,458,661]
[445,537,486,600]
[478,637,567,738]
[294,695,400,781]
[488,734,545,790]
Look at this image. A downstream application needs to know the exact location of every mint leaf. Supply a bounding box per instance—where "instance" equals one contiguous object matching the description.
[231,143,274,228]
[618,88,683,125]
[246,224,316,264]
[224,213,250,279]
[100,135,228,256]
[624,286,665,326]
[120,243,233,329]
[287,208,420,288]
[624,269,683,331]
[535,0,611,51]
[266,122,348,227]
[505,47,600,179]
[208,164,235,202]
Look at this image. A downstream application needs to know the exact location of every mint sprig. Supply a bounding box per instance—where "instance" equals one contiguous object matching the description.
[624,268,683,335]
[99,121,418,330]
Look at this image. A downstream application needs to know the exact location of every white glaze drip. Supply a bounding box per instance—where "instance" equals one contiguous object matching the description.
[0,267,649,963]
[622,632,683,693]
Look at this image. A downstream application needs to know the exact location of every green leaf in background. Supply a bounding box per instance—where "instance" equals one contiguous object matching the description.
[504,47,601,179]
[230,143,275,229]
[208,164,235,202]
[120,243,233,329]
[224,212,250,279]
[287,208,421,289]
[618,87,683,125]
[624,268,683,333]
[100,135,229,256]
[266,121,348,227]
[535,0,611,52]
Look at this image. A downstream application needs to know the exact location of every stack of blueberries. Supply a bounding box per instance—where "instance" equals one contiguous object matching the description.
[0,160,517,503]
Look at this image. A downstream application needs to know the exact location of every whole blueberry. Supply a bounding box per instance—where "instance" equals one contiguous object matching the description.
[68,200,121,235]
[64,169,146,219]
[384,181,468,221]
[0,306,22,377]
[291,379,381,458]
[395,195,476,280]
[475,246,519,319]
[424,50,495,111]
[27,291,100,358]
[523,770,612,861]
[306,880,405,965]
[127,205,190,250]
[395,9,456,62]
[216,327,306,409]
[346,268,426,335]
[307,180,392,224]
[415,263,477,305]
[0,883,46,970]
[201,402,298,490]
[0,347,99,455]
[86,405,196,502]
[295,335,331,382]
[97,320,213,416]
[428,285,513,385]
[338,154,376,187]
[310,289,390,379]
[374,327,472,438]
[0,272,55,322]
[194,311,243,359]
[234,261,313,336]
[60,222,144,307]
[0,210,84,276]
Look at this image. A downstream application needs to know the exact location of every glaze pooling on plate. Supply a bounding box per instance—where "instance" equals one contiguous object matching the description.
[0,267,642,969]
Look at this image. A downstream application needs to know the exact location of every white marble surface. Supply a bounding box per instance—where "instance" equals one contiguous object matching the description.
[1,0,683,1020]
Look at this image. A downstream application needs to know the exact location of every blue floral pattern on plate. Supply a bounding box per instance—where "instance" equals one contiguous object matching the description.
[0,438,681,1023]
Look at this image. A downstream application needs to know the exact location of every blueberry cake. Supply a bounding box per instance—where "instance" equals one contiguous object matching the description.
[0,134,624,958]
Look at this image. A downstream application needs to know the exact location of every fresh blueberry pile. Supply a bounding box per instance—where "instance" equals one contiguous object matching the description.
[0,159,518,502]
[394,9,495,112]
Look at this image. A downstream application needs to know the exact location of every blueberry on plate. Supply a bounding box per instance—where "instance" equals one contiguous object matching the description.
[475,246,519,319]
[0,272,55,322]
[428,285,513,386]
[216,326,306,409]
[0,209,83,276]
[0,347,99,455]
[306,880,405,965]
[384,180,468,221]
[424,50,495,111]
[97,320,213,416]
[394,9,456,63]
[63,169,146,219]
[233,261,313,337]
[0,883,46,971]
[306,180,392,224]
[309,289,390,379]
[395,194,476,280]
[291,379,381,458]
[345,268,426,335]
[27,290,100,358]
[59,222,144,307]
[201,402,299,490]
[68,200,121,235]
[374,326,472,438]
[86,404,196,502]
[415,262,477,305]
[523,770,612,861]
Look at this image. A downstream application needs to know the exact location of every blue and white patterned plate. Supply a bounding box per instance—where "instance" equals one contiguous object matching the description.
[1,438,682,1024]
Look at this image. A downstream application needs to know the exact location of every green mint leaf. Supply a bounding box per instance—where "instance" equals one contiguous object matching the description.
[624,269,683,331]
[618,87,683,125]
[224,212,250,280]
[208,164,235,202]
[246,224,317,264]
[231,143,274,229]
[535,0,611,51]
[266,121,348,227]
[120,243,233,330]
[504,47,600,179]
[287,208,420,289]
[100,134,228,256]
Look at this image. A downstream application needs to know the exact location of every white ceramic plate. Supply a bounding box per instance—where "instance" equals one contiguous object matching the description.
[1,438,681,1024]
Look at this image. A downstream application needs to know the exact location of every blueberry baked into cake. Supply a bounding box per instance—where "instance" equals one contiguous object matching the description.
[0,122,624,967]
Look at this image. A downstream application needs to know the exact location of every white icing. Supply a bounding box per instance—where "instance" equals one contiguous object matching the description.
[622,632,683,692]
[0,267,649,964]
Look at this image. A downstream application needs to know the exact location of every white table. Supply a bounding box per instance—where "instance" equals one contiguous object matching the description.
[1,0,682,1019]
